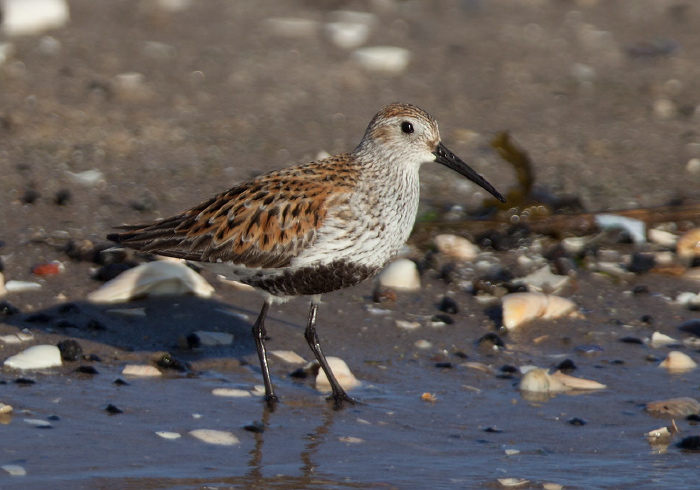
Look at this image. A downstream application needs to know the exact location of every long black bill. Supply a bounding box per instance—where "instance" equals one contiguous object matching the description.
[433,142,506,202]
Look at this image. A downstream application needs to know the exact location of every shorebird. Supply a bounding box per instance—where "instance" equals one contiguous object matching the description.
[108,102,504,409]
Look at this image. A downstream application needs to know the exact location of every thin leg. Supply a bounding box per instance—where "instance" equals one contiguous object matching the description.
[252,300,278,410]
[303,299,361,410]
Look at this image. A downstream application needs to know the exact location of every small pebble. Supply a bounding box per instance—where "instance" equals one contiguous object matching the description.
[31,261,64,276]
[212,388,251,397]
[377,259,420,291]
[568,417,587,426]
[659,351,697,371]
[75,365,99,375]
[352,46,411,74]
[57,339,83,361]
[122,365,162,377]
[105,404,123,414]
[677,435,700,451]
[438,296,459,314]
[244,421,265,433]
[4,345,63,370]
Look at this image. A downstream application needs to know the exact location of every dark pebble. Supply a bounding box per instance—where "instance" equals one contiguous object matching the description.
[20,188,40,204]
[677,435,700,451]
[687,414,700,423]
[678,319,700,337]
[619,336,644,345]
[76,365,99,375]
[438,296,459,314]
[154,353,189,372]
[0,301,20,316]
[500,364,518,373]
[372,286,397,303]
[453,351,468,359]
[113,378,129,386]
[47,415,61,421]
[610,359,625,365]
[83,353,102,362]
[15,378,36,385]
[646,354,662,362]
[431,313,454,325]
[628,253,656,274]
[54,188,71,206]
[476,332,506,348]
[92,263,133,282]
[57,303,80,314]
[105,404,123,415]
[640,314,654,324]
[556,359,577,372]
[568,417,587,426]
[632,285,650,295]
[435,362,454,369]
[186,332,201,349]
[25,313,52,323]
[64,239,98,262]
[244,421,266,433]
[57,339,83,361]
[483,426,502,433]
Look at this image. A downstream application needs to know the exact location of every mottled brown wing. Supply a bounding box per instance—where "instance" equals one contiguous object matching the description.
[108,158,357,269]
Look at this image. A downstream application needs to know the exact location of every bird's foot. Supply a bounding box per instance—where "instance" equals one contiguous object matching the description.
[327,391,362,410]
[263,394,280,411]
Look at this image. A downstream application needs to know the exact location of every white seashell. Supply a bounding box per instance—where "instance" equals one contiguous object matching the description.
[4,345,62,370]
[395,319,421,330]
[433,234,479,262]
[192,331,234,346]
[122,364,162,377]
[519,368,568,393]
[659,351,697,372]
[504,449,520,456]
[514,265,570,294]
[0,334,22,344]
[4,280,42,293]
[561,236,588,255]
[378,259,420,291]
[264,17,318,39]
[497,478,529,487]
[189,429,240,445]
[542,484,564,490]
[649,331,680,348]
[352,46,411,74]
[677,228,700,260]
[88,260,214,303]
[1,0,69,37]
[549,370,606,390]
[270,350,305,364]
[65,168,104,186]
[315,357,361,392]
[24,418,53,428]
[338,436,364,444]
[675,292,700,306]
[325,22,370,49]
[155,431,182,440]
[414,339,432,349]
[212,388,251,397]
[595,214,646,244]
[502,292,579,330]
[2,464,26,476]
[648,229,678,247]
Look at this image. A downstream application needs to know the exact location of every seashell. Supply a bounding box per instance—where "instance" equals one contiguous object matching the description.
[325,22,370,49]
[315,357,361,392]
[646,397,700,418]
[338,436,364,444]
[1,464,26,476]
[4,280,42,293]
[121,364,162,377]
[32,261,64,276]
[649,331,680,348]
[189,429,240,446]
[433,234,479,262]
[648,228,678,247]
[4,345,62,370]
[155,431,181,440]
[421,392,437,402]
[1,0,70,37]
[514,265,570,294]
[65,168,104,186]
[377,258,420,291]
[550,370,606,390]
[352,46,411,74]
[497,478,529,487]
[501,292,580,330]
[88,260,214,303]
[212,388,251,397]
[677,228,700,260]
[659,351,697,372]
[270,350,305,364]
[191,331,234,346]
[519,368,568,393]
[595,214,646,244]
[0,402,13,414]
[395,319,421,330]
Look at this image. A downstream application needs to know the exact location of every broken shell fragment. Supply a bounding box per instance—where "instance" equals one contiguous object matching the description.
[377,259,420,291]
[121,364,162,377]
[646,397,700,418]
[87,260,214,303]
[659,351,697,372]
[314,357,361,392]
[189,429,240,446]
[502,292,580,330]
[4,345,63,370]
[519,368,605,393]
[550,370,606,390]
[433,234,479,262]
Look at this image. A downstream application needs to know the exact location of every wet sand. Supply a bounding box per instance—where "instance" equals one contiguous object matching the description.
[2,1,700,488]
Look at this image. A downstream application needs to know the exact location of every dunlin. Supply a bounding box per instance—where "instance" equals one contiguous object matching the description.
[108,102,505,409]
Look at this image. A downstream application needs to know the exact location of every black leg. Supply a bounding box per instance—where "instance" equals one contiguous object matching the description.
[252,301,278,410]
[303,300,361,410]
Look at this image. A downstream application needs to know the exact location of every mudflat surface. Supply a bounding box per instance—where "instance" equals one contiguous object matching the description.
[1,1,700,489]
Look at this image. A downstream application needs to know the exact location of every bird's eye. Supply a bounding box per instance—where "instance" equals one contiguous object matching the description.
[401,121,414,134]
